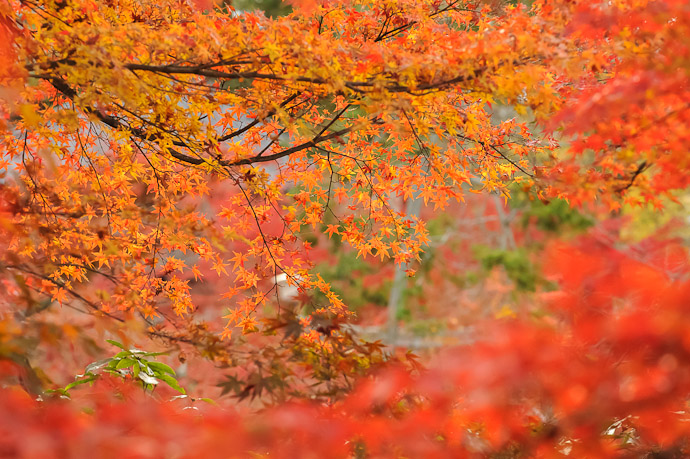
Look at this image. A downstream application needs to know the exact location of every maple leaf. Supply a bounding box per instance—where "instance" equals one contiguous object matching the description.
[325,224,340,238]
[230,252,248,269]
[211,260,228,276]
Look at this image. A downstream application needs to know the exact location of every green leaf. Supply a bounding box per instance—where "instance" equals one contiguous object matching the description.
[45,388,70,398]
[132,362,141,378]
[115,358,135,370]
[199,397,217,406]
[106,339,126,350]
[158,374,185,394]
[148,361,176,376]
[65,374,98,391]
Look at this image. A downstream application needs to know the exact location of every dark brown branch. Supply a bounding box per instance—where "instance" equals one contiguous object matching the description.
[226,122,364,166]
[2,263,125,322]
[375,1,466,42]
[46,76,364,168]
[46,77,209,166]
[121,63,486,94]
[217,92,300,142]
[615,161,649,193]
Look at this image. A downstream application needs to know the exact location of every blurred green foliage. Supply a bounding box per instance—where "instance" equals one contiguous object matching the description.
[511,191,593,234]
[231,0,291,17]
[473,245,538,291]
[620,192,690,242]
[315,251,391,310]
[470,191,592,292]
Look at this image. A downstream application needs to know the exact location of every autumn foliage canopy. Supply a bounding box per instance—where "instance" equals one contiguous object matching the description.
[0,0,689,456]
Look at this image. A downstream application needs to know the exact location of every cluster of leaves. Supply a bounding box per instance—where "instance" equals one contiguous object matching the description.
[216,311,393,402]
[49,340,186,398]
[540,0,690,208]
[0,0,576,340]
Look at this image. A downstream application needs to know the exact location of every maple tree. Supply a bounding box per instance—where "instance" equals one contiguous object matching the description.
[1,0,568,390]
[1,0,690,456]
